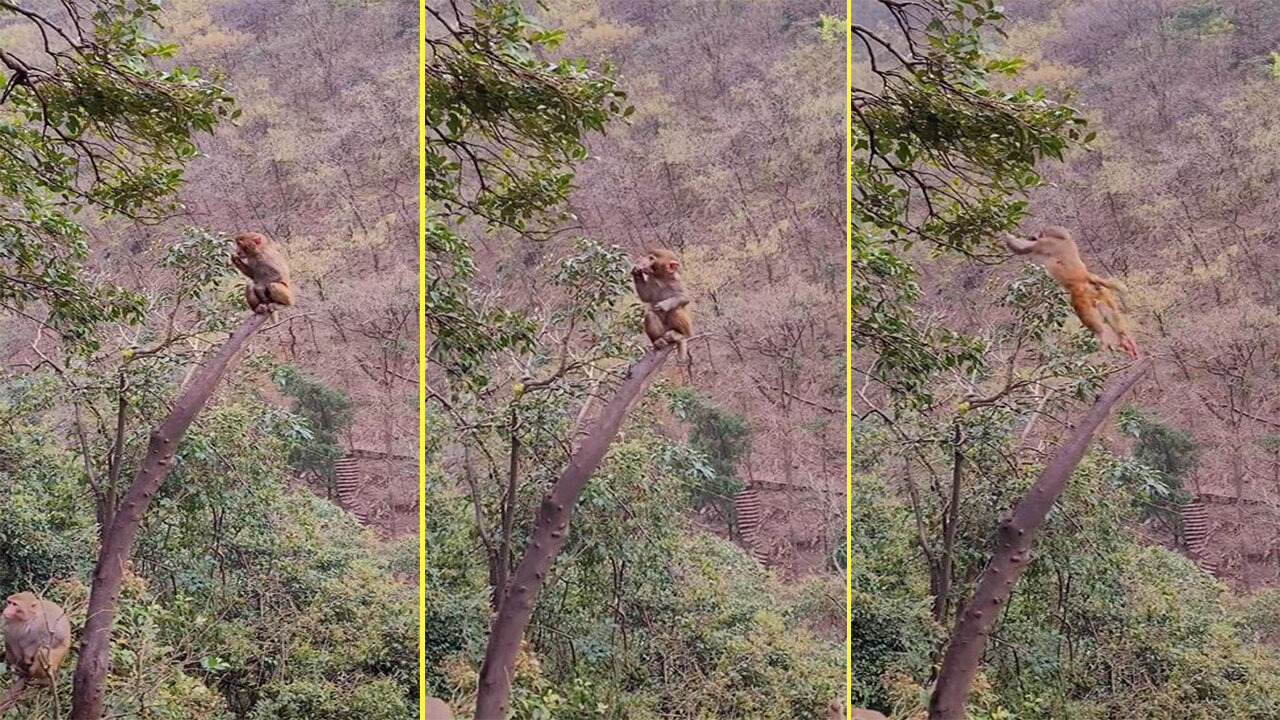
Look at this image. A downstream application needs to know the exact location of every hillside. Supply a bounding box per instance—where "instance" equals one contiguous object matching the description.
[999,0,1279,586]
[0,1,417,717]
[424,0,846,716]
[850,1,1280,718]
[497,0,847,568]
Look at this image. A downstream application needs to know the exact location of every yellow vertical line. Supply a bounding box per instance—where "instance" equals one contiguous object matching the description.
[844,0,854,716]
[419,0,428,716]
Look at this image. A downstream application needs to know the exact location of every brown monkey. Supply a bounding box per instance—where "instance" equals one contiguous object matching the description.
[631,248,692,359]
[231,232,295,314]
[1,592,71,710]
[1004,226,1137,359]
[828,699,889,720]
[424,697,455,720]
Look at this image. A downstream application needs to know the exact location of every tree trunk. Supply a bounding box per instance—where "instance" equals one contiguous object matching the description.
[933,421,963,624]
[474,347,672,719]
[928,359,1150,720]
[71,312,270,719]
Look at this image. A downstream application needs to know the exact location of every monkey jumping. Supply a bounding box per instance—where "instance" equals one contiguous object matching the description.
[1004,225,1138,359]
[631,248,693,360]
[231,232,295,314]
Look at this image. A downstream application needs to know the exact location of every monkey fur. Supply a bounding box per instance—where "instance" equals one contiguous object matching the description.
[1004,226,1138,360]
[827,699,888,720]
[631,248,692,360]
[1,592,71,711]
[424,697,455,720]
[231,232,295,314]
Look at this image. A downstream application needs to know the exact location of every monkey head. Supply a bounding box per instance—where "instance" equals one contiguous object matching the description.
[1030,225,1072,243]
[634,248,680,279]
[2,593,37,623]
[233,232,269,257]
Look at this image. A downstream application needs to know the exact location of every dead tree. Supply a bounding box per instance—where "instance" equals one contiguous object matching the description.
[474,347,673,719]
[928,359,1151,720]
[71,312,270,719]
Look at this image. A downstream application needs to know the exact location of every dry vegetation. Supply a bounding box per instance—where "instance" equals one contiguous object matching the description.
[480,0,847,559]
[962,0,1279,586]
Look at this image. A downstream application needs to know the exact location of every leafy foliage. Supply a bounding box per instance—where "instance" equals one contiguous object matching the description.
[668,388,752,530]
[274,365,356,489]
[851,0,1090,406]
[0,0,234,351]
[0,375,414,719]
[424,0,630,390]
[427,425,842,719]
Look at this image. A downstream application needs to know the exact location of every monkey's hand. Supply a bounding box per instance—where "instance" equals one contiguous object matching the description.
[1003,233,1037,254]
[656,296,688,313]
[630,265,646,279]
[230,254,251,276]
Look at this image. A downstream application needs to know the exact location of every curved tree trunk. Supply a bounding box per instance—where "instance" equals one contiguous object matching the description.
[71,312,270,719]
[474,347,672,719]
[928,359,1151,720]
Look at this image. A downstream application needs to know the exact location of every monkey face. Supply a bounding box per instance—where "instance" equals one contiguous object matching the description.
[2,595,32,621]
[233,233,266,256]
[636,249,680,278]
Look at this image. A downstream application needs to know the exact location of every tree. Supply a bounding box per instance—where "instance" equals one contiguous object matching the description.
[72,312,269,719]
[0,1,237,715]
[670,389,752,532]
[851,0,1089,406]
[928,360,1152,719]
[425,0,628,390]
[275,365,356,492]
[475,346,674,718]
[0,0,233,351]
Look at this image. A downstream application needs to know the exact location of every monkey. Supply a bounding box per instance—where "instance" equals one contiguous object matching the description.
[1003,226,1138,360]
[631,248,692,360]
[1,592,71,711]
[828,699,889,720]
[230,232,295,314]
[424,697,455,720]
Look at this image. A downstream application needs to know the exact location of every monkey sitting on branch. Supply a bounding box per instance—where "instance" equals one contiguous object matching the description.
[631,248,692,360]
[1004,225,1138,359]
[231,232,295,314]
[1,592,71,712]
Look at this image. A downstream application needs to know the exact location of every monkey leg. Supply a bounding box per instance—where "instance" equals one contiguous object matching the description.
[244,284,261,313]
[249,284,277,314]
[1069,290,1118,350]
[643,308,667,348]
[1096,292,1139,359]
[661,329,688,360]
[664,308,692,361]
[265,282,295,308]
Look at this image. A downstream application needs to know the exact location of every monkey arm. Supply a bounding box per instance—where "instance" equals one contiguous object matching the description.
[230,254,253,278]
[1002,234,1038,255]
[12,644,37,671]
[655,293,690,313]
[632,271,657,303]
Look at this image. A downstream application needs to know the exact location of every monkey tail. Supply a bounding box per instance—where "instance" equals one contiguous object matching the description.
[678,340,693,383]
